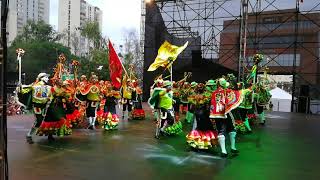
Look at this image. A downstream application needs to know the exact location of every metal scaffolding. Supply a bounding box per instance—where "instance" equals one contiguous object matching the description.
[142,0,320,113]
[143,0,237,59]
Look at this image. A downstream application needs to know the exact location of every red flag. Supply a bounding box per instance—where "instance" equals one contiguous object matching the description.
[108,39,123,89]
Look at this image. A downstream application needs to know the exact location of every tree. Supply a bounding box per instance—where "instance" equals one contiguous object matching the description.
[75,22,110,80]
[8,41,75,84]
[80,21,102,49]
[70,31,81,56]
[12,20,62,44]
[78,48,110,80]
[8,21,78,83]
[121,28,143,80]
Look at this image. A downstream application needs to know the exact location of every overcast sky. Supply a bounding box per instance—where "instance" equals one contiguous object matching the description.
[49,0,141,46]
[49,0,319,47]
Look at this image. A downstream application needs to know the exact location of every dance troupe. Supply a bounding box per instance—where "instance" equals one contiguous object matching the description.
[16,54,145,144]
[15,39,271,158]
[148,53,272,157]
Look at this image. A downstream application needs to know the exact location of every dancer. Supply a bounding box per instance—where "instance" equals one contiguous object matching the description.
[36,79,72,138]
[131,80,145,120]
[238,82,254,133]
[180,82,190,115]
[186,83,217,150]
[85,74,101,130]
[149,81,182,138]
[255,81,271,125]
[97,81,121,130]
[74,75,89,125]
[121,77,134,120]
[150,77,164,121]
[185,82,197,124]
[210,78,243,157]
[225,74,247,134]
[63,80,82,128]
[19,73,71,143]
[19,73,52,143]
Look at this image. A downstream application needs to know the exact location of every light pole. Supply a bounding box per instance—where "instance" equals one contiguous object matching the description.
[15,48,25,86]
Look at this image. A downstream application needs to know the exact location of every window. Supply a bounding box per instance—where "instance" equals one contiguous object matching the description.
[263,16,281,24]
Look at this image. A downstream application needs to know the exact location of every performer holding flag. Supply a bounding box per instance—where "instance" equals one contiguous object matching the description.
[147,41,188,72]
[108,39,123,90]
[147,40,188,138]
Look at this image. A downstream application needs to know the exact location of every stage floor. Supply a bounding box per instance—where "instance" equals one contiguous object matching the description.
[7,109,320,180]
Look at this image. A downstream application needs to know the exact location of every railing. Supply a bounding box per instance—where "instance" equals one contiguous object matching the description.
[292,98,320,115]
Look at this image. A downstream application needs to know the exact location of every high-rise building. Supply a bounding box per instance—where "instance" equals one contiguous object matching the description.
[58,0,102,56]
[7,0,50,45]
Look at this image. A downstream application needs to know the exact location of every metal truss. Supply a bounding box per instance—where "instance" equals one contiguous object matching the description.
[146,0,241,59]
[142,0,320,112]
[235,0,320,111]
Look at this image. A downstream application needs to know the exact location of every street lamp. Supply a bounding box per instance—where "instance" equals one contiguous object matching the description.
[16,48,25,86]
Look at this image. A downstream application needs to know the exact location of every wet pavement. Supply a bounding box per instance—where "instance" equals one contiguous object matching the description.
[7,107,320,180]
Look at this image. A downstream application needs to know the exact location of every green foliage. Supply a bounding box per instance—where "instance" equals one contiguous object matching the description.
[80,21,102,48]
[8,20,77,84]
[123,52,134,70]
[78,48,110,80]
[8,41,75,84]
[12,20,61,44]
[8,20,141,84]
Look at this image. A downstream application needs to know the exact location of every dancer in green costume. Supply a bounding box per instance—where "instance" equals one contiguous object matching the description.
[149,81,182,138]
[185,81,198,123]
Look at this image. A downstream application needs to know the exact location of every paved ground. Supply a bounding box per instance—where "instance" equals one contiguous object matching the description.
[7,106,320,180]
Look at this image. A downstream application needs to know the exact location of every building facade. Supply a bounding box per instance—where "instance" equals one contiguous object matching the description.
[58,0,102,56]
[7,0,50,45]
[219,9,320,88]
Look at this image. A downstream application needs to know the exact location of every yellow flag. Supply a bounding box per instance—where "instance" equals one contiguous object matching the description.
[147,41,188,71]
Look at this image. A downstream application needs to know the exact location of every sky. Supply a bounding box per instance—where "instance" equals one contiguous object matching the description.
[49,0,319,47]
[49,0,142,46]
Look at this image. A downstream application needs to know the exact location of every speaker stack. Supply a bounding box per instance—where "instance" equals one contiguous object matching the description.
[298,85,310,113]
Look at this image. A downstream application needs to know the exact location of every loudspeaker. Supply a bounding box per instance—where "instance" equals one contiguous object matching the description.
[192,50,202,68]
[300,85,309,96]
[298,85,310,113]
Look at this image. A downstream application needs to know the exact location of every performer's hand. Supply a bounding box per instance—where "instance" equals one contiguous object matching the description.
[16,86,21,93]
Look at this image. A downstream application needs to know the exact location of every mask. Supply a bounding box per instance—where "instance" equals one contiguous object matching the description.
[42,76,49,83]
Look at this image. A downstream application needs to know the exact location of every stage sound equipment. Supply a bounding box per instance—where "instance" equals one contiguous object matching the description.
[298,85,310,113]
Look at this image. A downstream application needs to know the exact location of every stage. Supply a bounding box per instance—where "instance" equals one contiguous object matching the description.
[7,110,320,180]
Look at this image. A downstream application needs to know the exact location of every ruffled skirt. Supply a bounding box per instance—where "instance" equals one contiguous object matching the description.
[97,110,119,130]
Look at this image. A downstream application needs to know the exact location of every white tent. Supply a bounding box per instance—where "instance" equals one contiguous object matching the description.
[270,87,292,112]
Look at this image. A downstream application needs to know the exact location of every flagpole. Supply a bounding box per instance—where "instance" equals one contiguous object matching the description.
[16,48,25,86]
[170,64,173,83]
[120,59,129,78]
[18,55,21,85]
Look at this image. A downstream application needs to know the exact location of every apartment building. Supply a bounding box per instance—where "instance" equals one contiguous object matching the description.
[7,0,50,44]
[58,0,102,56]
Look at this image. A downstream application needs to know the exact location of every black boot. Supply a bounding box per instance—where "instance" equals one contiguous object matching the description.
[231,149,239,154]
[26,136,34,144]
[221,153,228,158]
[48,135,55,141]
